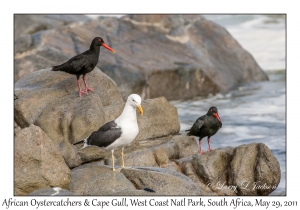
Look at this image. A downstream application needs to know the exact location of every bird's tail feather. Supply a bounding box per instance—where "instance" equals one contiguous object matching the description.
[185,129,192,136]
[51,66,60,71]
[73,140,84,145]
[52,63,67,71]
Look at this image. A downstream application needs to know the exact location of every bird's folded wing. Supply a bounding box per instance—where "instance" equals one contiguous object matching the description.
[98,120,119,132]
[87,120,122,147]
[192,118,205,131]
[69,55,89,73]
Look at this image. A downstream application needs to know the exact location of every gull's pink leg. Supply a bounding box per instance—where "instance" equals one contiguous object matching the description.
[82,74,94,93]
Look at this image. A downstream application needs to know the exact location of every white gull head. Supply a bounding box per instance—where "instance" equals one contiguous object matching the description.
[126,94,143,114]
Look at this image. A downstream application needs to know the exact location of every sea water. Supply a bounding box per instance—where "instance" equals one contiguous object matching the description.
[172,15,286,195]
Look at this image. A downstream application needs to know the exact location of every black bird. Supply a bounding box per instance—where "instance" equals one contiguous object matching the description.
[186,106,222,155]
[52,37,115,97]
[73,94,144,171]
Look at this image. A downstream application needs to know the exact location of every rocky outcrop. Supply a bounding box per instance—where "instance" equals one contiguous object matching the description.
[14,68,180,168]
[13,118,280,196]
[99,135,198,170]
[14,67,124,168]
[69,158,201,196]
[14,14,268,100]
[14,125,71,195]
[69,140,280,196]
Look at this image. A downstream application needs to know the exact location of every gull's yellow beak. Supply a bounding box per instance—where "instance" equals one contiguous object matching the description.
[137,105,143,115]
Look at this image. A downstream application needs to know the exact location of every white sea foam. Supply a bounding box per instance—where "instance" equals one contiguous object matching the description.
[203,15,285,71]
[173,69,286,194]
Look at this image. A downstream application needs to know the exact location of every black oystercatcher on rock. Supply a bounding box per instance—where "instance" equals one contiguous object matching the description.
[74,94,143,171]
[52,37,115,97]
[186,106,222,155]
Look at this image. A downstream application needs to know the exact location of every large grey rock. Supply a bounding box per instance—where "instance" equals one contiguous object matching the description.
[14,68,180,167]
[228,143,281,196]
[135,97,180,141]
[188,143,281,196]
[14,14,268,100]
[191,147,236,195]
[14,125,71,195]
[14,67,124,168]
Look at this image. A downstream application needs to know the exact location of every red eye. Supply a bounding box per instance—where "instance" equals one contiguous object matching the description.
[98,39,101,42]
[210,109,212,112]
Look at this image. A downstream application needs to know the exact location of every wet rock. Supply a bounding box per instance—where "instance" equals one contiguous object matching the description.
[14,125,71,195]
[14,14,268,100]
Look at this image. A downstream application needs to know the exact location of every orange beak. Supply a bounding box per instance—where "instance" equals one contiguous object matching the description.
[102,43,115,53]
[213,113,221,122]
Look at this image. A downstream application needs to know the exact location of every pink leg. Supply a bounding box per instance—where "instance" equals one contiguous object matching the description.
[83,75,94,93]
[208,137,213,151]
[77,77,88,97]
[199,139,204,155]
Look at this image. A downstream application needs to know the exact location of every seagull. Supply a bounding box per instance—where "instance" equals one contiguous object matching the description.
[74,94,143,171]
